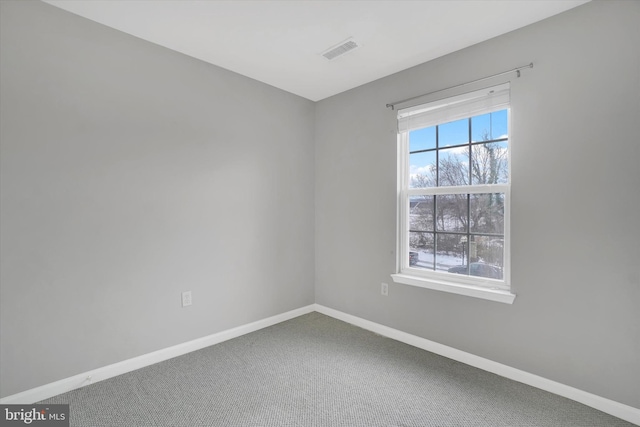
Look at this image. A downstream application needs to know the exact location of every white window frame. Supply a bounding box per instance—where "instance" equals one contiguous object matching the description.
[391,84,515,304]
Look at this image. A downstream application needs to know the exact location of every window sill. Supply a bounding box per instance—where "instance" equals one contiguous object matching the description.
[390,273,516,304]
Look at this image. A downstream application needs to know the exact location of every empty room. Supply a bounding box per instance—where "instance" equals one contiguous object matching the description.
[1,0,638,426]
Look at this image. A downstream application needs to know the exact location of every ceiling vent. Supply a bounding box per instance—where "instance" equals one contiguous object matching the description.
[321,38,359,60]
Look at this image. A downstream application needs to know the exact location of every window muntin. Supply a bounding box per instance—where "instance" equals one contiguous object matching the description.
[399,92,510,291]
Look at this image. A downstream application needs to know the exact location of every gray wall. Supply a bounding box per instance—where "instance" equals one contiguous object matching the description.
[315,0,640,409]
[0,1,315,398]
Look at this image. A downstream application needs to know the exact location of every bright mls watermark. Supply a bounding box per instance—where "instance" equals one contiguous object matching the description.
[1,405,69,426]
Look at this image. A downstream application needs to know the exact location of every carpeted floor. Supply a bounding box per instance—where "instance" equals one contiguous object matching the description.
[39,312,634,426]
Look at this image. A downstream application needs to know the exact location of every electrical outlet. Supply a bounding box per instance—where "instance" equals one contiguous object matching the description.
[182,291,192,307]
[381,282,389,296]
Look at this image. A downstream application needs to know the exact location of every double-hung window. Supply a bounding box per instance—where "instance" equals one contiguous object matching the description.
[391,83,515,304]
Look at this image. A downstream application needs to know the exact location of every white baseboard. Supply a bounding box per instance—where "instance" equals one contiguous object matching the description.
[0,304,315,405]
[313,304,640,426]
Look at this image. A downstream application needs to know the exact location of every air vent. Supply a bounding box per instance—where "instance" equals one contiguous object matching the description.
[322,38,359,60]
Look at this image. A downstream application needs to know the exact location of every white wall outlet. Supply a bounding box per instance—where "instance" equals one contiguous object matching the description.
[182,291,192,307]
[381,282,389,296]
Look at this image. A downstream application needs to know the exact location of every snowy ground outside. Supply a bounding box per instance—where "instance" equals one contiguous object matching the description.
[411,250,460,271]
[411,249,499,272]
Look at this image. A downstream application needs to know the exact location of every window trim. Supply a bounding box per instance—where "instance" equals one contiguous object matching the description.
[392,87,515,304]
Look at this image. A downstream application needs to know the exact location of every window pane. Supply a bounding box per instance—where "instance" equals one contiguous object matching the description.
[435,194,468,232]
[445,236,504,280]
[409,126,436,152]
[472,236,504,279]
[439,118,469,147]
[470,141,508,185]
[409,196,434,231]
[471,109,508,142]
[436,233,466,272]
[438,146,469,186]
[469,193,504,234]
[409,151,436,188]
[409,232,435,270]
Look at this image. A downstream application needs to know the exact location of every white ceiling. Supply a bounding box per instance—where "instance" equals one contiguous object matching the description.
[43,0,589,102]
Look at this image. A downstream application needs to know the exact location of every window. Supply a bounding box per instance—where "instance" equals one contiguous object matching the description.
[391,83,515,304]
